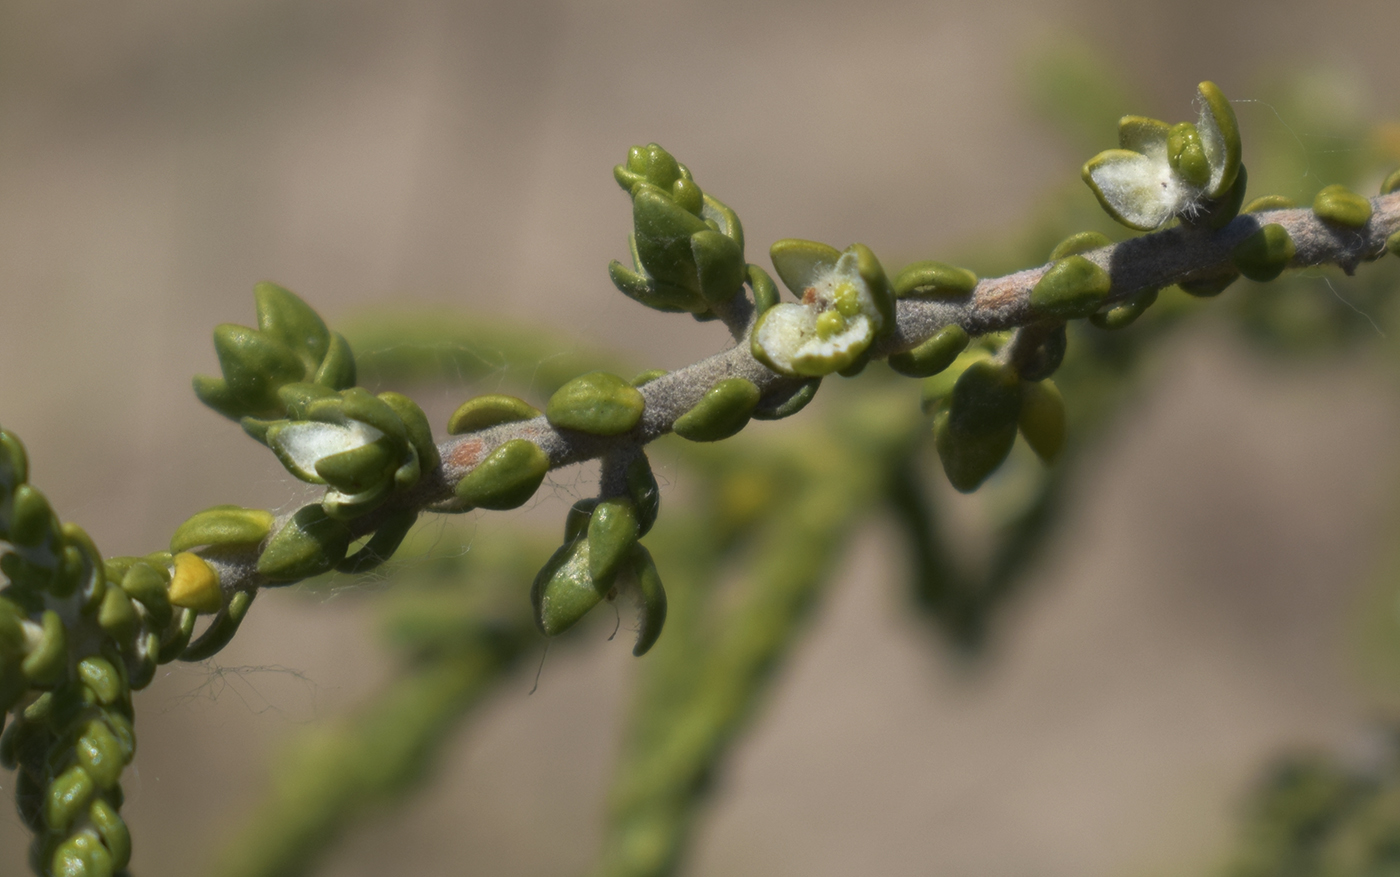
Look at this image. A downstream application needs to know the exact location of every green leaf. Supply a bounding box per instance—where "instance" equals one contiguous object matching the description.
[531,539,606,637]
[1090,288,1158,330]
[313,332,357,390]
[447,395,541,435]
[255,281,331,365]
[691,230,746,306]
[588,499,641,583]
[1049,231,1112,261]
[170,506,274,552]
[1018,379,1066,463]
[1118,115,1169,153]
[672,378,760,442]
[626,454,660,536]
[1031,255,1112,319]
[751,378,820,421]
[212,324,306,410]
[315,437,399,495]
[701,193,744,250]
[1312,184,1373,228]
[948,360,1022,438]
[257,506,352,581]
[626,543,667,657]
[934,408,1017,493]
[21,610,67,685]
[546,372,646,436]
[1232,223,1297,282]
[888,325,970,378]
[769,239,841,297]
[453,439,550,510]
[181,590,255,662]
[633,183,710,291]
[892,261,978,299]
[1196,80,1241,199]
[379,392,440,471]
[336,510,418,575]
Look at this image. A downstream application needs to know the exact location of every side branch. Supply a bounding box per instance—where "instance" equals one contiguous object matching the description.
[205,192,1400,598]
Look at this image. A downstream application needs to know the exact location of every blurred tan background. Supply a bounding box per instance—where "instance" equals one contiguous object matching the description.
[4,0,1400,874]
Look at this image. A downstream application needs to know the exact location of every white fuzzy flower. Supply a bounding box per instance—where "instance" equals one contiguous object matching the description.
[1082,81,1241,230]
[752,241,893,378]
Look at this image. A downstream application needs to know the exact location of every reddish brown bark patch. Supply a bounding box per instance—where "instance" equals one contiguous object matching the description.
[448,438,484,471]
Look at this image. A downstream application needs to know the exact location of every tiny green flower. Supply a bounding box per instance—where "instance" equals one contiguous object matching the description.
[752,242,892,377]
[1082,82,1242,230]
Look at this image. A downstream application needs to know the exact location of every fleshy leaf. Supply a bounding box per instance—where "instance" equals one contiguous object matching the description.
[1082,149,1183,230]
[268,420,384,484]
[769,239,842,297]
[1118,115,1170,154]
[1196,81,1241,198]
